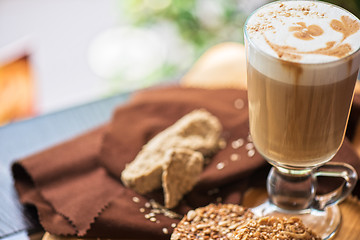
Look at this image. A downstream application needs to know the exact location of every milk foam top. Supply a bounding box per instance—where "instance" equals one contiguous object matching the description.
[245,1,360,85]
[246,0,360,63]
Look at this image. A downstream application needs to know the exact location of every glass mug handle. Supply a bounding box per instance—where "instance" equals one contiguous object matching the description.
[312,162,358,211]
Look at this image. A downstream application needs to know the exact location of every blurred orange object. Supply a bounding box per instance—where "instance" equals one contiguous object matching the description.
[0,55,36,126]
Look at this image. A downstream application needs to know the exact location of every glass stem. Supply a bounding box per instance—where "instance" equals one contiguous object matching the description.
[267,166,315,211]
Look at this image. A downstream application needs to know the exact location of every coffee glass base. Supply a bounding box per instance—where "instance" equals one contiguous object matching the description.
[257,164,357,239]
[252,200,340,240]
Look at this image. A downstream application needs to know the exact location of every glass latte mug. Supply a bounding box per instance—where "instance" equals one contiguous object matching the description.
[244,1,360,238]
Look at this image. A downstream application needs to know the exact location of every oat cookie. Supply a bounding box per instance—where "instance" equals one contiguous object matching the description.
[171,204,254,240]
[162,148,204,209]
[121,109,222,194]
[234,216,321,240]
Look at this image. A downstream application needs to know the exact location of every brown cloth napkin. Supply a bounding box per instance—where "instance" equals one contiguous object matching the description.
[12,86,360,239]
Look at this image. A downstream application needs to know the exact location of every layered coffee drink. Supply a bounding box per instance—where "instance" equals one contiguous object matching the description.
[245,1,360,167]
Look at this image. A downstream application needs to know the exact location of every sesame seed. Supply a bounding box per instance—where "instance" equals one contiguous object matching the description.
[150,217,157,222]
[245,143,254,150]
[132,196,140,203]
[232,138,244,149]
[247,134,253,142]
[234,98,245,109]
[216,162,225,170]
[171,223,177,228]
[151,209,161,214]
[247,149,256,157]
[187,210,197,221]
[145,202,151,208]
[196,223,209,229]
[230,153,239,161]
[139,208,145,213]
[162,227,169,234]
[218,139,227,149]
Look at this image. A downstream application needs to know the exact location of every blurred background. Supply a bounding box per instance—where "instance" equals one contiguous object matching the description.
[1,0,359,126]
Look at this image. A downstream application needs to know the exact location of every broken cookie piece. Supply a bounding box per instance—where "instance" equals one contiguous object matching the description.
[234,216,321,240]
[121,109,222,194]
[162,148,204,209]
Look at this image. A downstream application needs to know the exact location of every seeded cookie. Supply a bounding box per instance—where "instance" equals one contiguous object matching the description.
[171,204,254,239]
[234,216,321,240]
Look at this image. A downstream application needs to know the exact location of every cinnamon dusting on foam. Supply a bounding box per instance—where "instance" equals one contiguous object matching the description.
[263,35,301,61]
[264,34,352,59]
[246,2,325,36]
[306,41,352,58]
[289,22,323,40]
[330,15,360,41]
[246,1,360,62]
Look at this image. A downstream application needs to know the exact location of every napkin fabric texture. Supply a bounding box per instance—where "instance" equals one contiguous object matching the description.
[12,86,360,239]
